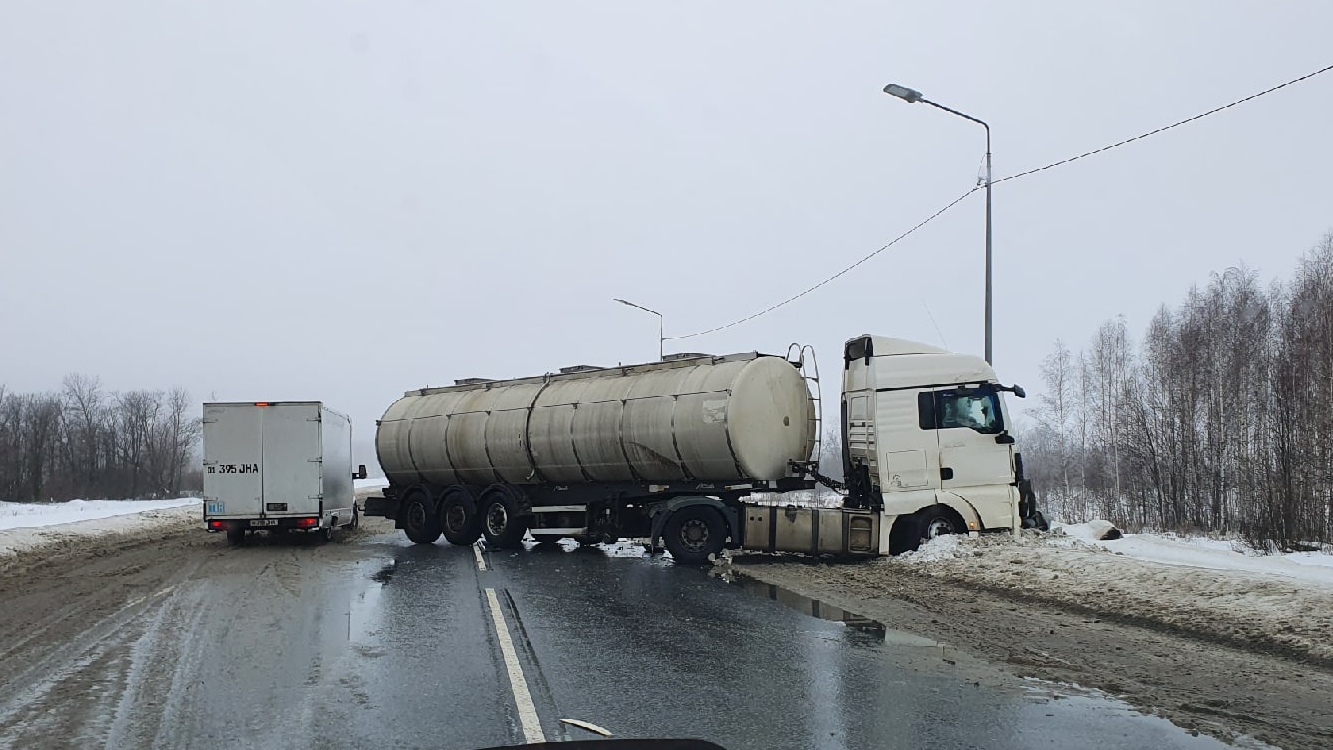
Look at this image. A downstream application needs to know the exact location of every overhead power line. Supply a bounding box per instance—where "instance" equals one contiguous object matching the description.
[666,187,979,340]
[668,61,1333,341]
[994,61,1333,184]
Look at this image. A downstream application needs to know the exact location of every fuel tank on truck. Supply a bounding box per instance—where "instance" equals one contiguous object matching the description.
[376,352,817,488]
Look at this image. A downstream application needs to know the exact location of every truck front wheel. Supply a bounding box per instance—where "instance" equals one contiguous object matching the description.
[402,493,442,545]
[441,492,482,546]
[481,491,528,549]
[916,505,963,547]
[663,506,726,565]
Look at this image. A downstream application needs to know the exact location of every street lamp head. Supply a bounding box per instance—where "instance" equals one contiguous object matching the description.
[883,83,923,103]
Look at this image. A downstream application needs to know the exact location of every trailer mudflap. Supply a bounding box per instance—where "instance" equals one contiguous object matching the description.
[741,506,880,556]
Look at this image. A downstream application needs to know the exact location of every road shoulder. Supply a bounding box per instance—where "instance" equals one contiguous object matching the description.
[731,553,1333,750]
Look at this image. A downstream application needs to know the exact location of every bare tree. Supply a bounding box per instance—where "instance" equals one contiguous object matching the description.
[1027,234,1333,551]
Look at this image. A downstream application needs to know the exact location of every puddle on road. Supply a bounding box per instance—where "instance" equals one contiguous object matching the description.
[370,561,397,584]
[346,557,395,642]
[728,574,1246,749]
[732,574,955,656]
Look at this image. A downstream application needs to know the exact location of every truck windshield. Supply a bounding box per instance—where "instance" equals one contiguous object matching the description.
[938,389,1003,434]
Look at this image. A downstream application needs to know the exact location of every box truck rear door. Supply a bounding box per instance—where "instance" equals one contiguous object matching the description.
[260,403,322,516]
[203,405,263,518]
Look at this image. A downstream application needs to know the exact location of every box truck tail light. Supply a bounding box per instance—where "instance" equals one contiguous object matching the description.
[208,520,225,530]
[254,401,270,407]
[296,517,319,528]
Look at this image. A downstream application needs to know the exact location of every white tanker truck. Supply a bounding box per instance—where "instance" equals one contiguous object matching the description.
[364,335,1047,564]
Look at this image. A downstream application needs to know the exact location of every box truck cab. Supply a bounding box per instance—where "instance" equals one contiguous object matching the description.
[840,336,1043,553]
[202,401,365,545]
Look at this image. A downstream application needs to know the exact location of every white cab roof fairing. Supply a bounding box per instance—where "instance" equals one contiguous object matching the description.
[855,336,1000,390]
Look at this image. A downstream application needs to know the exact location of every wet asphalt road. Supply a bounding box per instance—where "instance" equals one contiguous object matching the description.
[0,523,1235,750]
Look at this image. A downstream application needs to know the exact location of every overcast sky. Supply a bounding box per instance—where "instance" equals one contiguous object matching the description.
[3,2,1331,471]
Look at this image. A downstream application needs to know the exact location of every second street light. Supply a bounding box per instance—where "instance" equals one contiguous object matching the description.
[883,83,994,365]
[613,298,664,361]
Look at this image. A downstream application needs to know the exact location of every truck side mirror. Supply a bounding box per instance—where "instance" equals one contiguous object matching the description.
[995,434,1015,445]
[1012,385,1027,399]
[356,464,367,480]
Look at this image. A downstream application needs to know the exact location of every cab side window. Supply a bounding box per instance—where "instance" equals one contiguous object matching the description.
[919,389,1003,435]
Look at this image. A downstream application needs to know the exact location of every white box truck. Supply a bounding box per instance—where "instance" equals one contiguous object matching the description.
[202,401,365,545]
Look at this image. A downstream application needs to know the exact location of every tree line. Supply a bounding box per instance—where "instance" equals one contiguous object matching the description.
[0,375,202,503]
[1021,233,1333,551]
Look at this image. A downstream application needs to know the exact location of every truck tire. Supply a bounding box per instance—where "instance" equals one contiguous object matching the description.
[480,490,527,549]
[343,504,360,530]
[441,491,482,546]
[402,492,442,545]
[663,505,726,565]
[916,505,962,547]
[226,526,245,546]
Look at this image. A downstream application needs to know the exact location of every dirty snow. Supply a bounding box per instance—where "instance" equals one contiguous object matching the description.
[0,498,199,531]
[887,529,1333,663]
[0,502,201,563]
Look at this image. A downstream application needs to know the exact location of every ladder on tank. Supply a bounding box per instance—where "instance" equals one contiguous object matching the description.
[786,343,824,487]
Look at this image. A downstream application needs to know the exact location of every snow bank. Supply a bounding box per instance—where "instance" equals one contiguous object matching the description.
[1057,519,1122,542]
[885,528,1333,663]
[899,534,962,562]
[0,502,201,565]
[0,498,199,531]
[1049,521,1333,589]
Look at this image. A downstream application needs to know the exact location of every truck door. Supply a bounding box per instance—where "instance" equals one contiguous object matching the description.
[203,405,263,518]
[260,404,323,516]
[933,386,1014,491]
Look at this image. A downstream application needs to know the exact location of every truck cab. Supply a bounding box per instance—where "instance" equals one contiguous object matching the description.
[840,335,1040,554]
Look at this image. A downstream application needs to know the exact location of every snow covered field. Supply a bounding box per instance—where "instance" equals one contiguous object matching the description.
[1053,522,1333,587]
[0,499,202,564]
[0,498,199,531]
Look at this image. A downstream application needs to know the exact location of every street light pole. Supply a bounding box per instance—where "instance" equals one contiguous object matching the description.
[883,83,994,365]
[613,298,664,361]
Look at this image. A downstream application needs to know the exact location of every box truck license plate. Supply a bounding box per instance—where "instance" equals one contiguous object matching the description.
[250,519,279,527]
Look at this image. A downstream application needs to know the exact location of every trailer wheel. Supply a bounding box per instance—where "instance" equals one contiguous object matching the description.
[441,492,482,546]
[402,492,442,545]
[481,491,528,549]
[226,526,245,546]
[663,506,726,565]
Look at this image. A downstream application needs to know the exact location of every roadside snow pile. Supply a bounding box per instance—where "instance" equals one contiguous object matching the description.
[899,534,962,562]
[1058,519,1123,542]
[887,529,1333,663]
[0,500,201,566]
[0,499,198,531]
[1050,521,1333,588]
